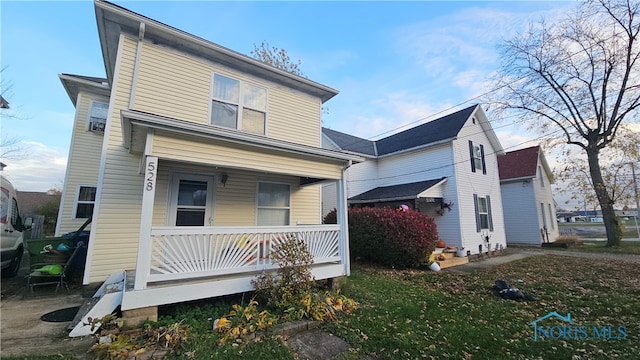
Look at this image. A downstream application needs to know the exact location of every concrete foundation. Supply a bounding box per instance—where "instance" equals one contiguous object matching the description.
[122,306,158,329]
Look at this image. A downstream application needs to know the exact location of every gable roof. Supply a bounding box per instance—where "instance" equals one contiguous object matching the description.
[94,0,338,102]
[322,128,376,156]
[349,177,447,203]
[375,105,476,156]
[59,73,110,106]
[323,104,504,158]
[498,145,554,183]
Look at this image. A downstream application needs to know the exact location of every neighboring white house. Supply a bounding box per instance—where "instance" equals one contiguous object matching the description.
[497,145,559,245]
[55,0,362,322]
[323,105,507,255]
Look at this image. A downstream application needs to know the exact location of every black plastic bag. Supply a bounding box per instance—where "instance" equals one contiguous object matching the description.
[494,280,535,301]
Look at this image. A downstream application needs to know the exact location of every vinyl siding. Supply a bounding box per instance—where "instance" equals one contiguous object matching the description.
[57,92,109,235]
[501,158,559,245]
[86,36,140,283]
[151,162,322,227]
[452,116,506,253]
[501,181,540,244]
[84,36,333,283]
[345,160,378,198]
[533,160,559,242]
[133,41,322,147]
[321,182,338,218]
[150,131,343,179]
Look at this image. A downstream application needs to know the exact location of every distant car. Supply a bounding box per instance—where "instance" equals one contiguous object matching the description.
[1,175,28,277]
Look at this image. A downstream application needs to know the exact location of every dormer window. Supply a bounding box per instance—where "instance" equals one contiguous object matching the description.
[211,74,267,135]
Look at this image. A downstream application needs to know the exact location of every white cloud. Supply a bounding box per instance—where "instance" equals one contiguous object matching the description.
[1,141,67,192]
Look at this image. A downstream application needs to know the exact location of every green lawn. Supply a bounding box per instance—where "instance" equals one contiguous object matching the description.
[5,255,639,359]
[564,240,640,255]
[326,257,639,359]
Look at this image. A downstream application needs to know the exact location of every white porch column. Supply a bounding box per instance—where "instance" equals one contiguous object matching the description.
[134,155,158,290]
[336,176,350,276]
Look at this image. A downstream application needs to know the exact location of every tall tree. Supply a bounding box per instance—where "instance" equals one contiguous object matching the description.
[489,0,640,246]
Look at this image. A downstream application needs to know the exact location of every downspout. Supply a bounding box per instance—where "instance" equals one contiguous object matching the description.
[129,22,145,109]
[339,160,353,276]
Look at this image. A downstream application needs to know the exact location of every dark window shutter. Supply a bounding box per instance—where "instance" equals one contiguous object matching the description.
[469,140,476,173]
[473,193,480,232]
[487,195,494,231]
[480,144,486,175]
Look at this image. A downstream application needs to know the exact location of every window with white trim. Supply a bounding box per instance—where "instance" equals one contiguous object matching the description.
[75,186,96,219]
[538,165,545,187]
[211,74,267,135]
[473,194,493,231]
[89,101,108,133]
[257,182,290,226]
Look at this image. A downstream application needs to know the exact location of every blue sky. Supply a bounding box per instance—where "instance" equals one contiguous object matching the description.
[1,1,573,196]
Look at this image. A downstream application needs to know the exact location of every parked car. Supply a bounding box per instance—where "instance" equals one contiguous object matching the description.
[1,175,29,277]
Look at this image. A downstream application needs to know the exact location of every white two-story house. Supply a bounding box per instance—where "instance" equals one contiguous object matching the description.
[323,105,507,255]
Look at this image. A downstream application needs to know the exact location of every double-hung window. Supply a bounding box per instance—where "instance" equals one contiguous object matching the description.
[468,140,486,174]
[211,74,267,135]
[473,194,493,231]
[89,101,108,133]
[75,186,96,219]
[257,182,290,226]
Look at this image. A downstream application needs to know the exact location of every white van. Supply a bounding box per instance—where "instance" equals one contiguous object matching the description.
[1,175,26,277]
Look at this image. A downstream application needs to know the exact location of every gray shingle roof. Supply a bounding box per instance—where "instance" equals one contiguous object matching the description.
[349,177,446,202]
[322,127,376,156]
[375,105,476,155]
[323,105,477,157]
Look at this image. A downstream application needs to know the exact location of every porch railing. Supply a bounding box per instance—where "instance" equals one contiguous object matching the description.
[146,225,341,283]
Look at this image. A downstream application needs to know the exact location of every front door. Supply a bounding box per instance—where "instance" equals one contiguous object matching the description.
[169,173,214,226]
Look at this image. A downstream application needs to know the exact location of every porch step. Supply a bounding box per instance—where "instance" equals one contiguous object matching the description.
[434,251,469,269]
[68,271,125,337]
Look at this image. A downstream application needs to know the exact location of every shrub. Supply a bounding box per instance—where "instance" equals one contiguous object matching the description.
[252,235,315,320]
[555,234,582,245]
[325,207,438,268]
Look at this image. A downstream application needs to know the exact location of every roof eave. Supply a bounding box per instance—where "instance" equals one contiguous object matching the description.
[377,137,455,158]
[94,0,339,102]
[120,109,364,164]
[499,175,535,184]
[59,74,111,106]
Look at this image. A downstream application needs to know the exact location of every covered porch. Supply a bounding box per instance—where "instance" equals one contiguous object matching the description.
[116,110,362,310]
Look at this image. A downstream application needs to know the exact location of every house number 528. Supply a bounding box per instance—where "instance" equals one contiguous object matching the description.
[145,160,156,191]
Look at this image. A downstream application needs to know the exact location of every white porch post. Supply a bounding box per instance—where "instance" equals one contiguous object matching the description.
[336,175,350,276]
[134,155,158,290]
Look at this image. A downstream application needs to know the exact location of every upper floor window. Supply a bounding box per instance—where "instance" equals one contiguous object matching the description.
[211,74,267,135]
[468,140,486,174]
[89,101,108,133]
